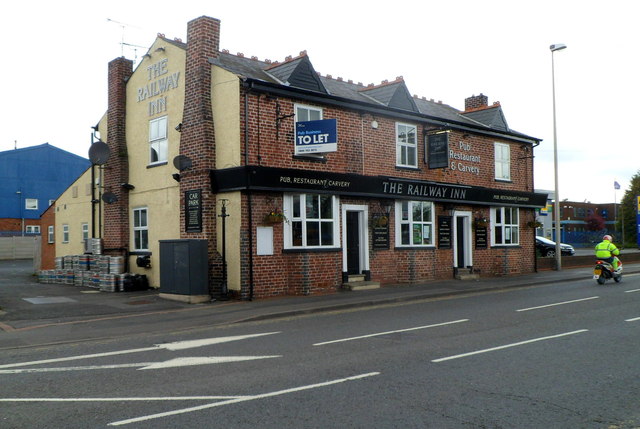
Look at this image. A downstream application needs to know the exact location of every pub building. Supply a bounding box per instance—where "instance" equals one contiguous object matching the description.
[87,15,547,301]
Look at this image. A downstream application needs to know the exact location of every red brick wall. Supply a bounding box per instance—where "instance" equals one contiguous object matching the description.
[235,89,538,294]
[40,207,55,269]
[0,218,42,232]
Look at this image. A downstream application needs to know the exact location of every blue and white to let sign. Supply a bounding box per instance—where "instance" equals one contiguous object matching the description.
[295,119,337,155]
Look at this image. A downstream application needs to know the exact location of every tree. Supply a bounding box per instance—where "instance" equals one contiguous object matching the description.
[619,170,640,247]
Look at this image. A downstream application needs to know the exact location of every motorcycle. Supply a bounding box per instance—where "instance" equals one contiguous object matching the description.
[593,259,622,285]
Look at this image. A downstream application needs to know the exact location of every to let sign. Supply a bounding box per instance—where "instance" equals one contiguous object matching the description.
[295,119,337,155]
[185,189,202,232]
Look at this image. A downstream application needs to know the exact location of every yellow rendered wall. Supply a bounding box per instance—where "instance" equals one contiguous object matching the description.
[54,167,98,257]
[212,67,241,291]
[124,39,185,287]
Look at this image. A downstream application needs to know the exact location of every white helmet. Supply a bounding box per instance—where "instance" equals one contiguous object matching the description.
[603,235,612,241]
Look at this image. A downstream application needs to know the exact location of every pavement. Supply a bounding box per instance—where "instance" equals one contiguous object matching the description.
[1,258,639,350]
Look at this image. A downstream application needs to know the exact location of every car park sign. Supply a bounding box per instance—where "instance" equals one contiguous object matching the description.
[295,119,337,155]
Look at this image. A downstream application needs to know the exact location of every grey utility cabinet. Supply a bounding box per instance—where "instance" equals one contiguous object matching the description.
[159,239,208,296]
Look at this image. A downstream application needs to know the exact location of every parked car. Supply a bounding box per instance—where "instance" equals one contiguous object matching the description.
[536,236,575,257]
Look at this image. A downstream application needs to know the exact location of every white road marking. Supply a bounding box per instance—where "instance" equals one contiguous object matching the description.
[0,356,282,374]
[0,332,280,369]
[431,330,589,362]
[624,289,640,293]
[108,372,380,426]
[139,356,281,370]
[0,396,250,402]
[625,317,640,322]
[313,319,469,346]
[516,297,599,312]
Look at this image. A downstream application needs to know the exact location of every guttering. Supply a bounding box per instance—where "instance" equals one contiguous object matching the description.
[241,78,541,146]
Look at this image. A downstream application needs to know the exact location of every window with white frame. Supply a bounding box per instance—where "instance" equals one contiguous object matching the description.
[396,123,418,167]
[133,208,149,250]
[82,223,89,242]
[48,225,55,243]
[62,224,69,243]
[491,207,519,245]
[494,142,511,181]
[284,193,339,249]
[25,198,38,210]
[25,225,40,234]
[149,116,168,164]
[396,200,435,246]
[295,104,322,123]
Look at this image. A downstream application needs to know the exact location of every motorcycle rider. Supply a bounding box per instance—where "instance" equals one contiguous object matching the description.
[595,234,621,272]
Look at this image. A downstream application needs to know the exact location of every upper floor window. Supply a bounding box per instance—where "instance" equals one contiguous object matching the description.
[48,225,54,243]
[82,223,89,241]
[149,116,168,164]
[396,200,435,246]
[396,123,417,168]
[494,142,511,181]
[133,208,149,251]
[283,193,339,249]
[491,207,519,245]
[62,224,69,243]
[25,198,38,210]
[295,104,322,123]
[25,225,40,234]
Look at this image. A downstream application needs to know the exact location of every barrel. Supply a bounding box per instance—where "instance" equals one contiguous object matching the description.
[100,274,117,292]
[109,256,124,274]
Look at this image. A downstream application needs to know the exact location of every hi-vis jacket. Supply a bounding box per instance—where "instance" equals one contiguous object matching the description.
[595,239,620,259]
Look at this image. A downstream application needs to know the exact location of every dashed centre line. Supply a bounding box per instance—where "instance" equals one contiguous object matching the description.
[312,319,469,346]
[516,296,599,312]
[432,329,589,363]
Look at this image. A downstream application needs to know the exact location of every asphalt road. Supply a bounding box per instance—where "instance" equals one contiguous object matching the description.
[2,272,639,428]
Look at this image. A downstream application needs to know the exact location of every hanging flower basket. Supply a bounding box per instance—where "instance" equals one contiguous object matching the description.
[527,220,543,228]
[373,215,389,228]
[264,210,287,224]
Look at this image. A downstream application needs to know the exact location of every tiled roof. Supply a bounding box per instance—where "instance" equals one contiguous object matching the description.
[206,47,537,140]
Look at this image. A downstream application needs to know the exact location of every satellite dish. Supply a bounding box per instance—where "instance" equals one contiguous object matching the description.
[173,155,193,171]
[102,192,118,204]
[89,141,111,165]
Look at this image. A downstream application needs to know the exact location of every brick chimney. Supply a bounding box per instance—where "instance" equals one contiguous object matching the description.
[104,57,133,251]
[178,16,222,294]
[464,93,489,111]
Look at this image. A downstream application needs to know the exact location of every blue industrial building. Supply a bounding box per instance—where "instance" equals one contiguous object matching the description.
[0,143,89,234]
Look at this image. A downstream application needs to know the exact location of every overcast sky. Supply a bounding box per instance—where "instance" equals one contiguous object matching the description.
[2,0,638,204]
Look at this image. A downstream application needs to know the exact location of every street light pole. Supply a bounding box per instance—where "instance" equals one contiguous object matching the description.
[550,43,567,270]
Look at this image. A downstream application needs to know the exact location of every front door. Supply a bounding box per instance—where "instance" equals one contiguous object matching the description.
[453,211,472,269]
[341,205,370,278]
[346,211,360,274]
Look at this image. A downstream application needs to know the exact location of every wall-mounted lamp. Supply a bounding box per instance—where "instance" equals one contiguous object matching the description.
[175,123,183,132]
[380,200,392,214]
[121,183,135,191]
[172,173,181,182]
